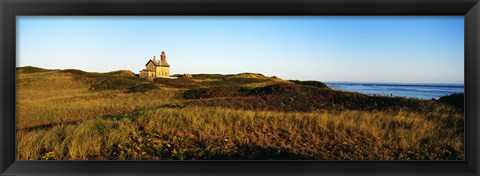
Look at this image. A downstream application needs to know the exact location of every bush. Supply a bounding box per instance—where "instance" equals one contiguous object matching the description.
[186,84,448,113]
[183,88,210,99]
[438,93,464,112]
[247,83,299,96]
[182,86,245,99]
[127,83,158,93]
[289,80,329,89]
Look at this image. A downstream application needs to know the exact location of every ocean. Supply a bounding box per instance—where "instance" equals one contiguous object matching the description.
[324,82,464,100]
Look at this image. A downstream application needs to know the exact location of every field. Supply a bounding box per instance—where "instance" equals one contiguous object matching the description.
[16,66,464,160]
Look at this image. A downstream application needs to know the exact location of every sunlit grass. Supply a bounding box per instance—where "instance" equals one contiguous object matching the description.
[17,106,463,160]
[15,67,464,160]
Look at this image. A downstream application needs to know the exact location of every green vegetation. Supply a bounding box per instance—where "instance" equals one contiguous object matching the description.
[16,66,52,74]
[438,93,464,112]
[59,69,157,93]
[16,66,464,160]
[289,80,329,89]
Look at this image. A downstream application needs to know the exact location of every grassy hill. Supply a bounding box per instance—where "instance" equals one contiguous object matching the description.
[16,66,464,160]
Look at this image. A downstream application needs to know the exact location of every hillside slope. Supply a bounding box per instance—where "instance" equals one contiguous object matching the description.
[16,66,464,160]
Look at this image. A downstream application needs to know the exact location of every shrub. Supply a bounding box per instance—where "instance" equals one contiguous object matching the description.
[438,93,464,112]
[182,86,245,99]
[127,83,158,93]
[247,83,299,96]
[289,80,329,89]
[186,84,450,113]
[183,88,210,99]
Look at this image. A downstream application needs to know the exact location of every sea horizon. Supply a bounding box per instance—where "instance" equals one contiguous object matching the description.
[324,82,464,100]
[323,81,464,86]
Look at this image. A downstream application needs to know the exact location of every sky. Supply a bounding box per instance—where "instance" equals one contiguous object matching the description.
[17,16,464,84]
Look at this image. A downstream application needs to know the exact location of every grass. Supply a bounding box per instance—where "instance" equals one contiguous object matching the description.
[16,66,464,160]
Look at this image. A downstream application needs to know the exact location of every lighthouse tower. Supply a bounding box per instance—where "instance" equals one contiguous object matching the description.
[156,51,170,77]
[139,50,170,78]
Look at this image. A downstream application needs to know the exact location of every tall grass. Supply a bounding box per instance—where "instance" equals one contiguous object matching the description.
[15,67,464,160]
[16,69,179,130]
[17,106,463,160]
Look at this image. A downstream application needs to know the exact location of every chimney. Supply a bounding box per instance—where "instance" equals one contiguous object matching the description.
[153,56,156,61]
[161,51,166,61]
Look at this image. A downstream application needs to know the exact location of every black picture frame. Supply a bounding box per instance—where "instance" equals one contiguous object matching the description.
[1,0,479,175]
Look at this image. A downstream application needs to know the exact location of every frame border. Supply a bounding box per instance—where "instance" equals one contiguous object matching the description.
[1,0,479,175]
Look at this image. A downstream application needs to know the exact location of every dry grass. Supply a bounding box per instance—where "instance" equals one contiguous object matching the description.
[16,70,179,130]
[17,106,463,160]
[15,67,464,160]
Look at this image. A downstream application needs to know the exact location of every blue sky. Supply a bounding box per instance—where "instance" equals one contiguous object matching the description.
[17,16,464,84]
